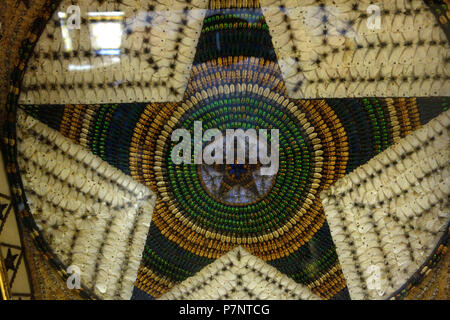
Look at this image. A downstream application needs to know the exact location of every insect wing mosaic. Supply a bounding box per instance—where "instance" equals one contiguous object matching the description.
[0,0,449,301]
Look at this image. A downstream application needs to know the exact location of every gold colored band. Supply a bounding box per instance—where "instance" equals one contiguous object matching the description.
[0,249,11,300]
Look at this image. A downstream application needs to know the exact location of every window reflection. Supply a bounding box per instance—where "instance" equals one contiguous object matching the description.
[57,11,125,71]
[57,12,73,52]
[88,11,124,56]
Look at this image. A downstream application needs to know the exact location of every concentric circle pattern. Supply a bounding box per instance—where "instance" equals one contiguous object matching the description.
[159,73,325,239]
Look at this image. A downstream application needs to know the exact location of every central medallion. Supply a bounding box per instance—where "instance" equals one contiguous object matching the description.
[198,154,277,206]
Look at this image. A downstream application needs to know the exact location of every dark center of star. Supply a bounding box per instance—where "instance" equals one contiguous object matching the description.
[199,155,276,207]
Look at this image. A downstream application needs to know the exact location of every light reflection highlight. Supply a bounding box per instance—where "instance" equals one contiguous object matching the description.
[88,11,124,56]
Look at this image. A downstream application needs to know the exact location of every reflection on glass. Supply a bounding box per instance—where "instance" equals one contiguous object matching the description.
[57,12,73,52]
[88,11,124,56]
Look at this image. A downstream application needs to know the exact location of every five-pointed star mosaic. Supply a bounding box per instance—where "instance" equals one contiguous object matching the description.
[15,0,449,300]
